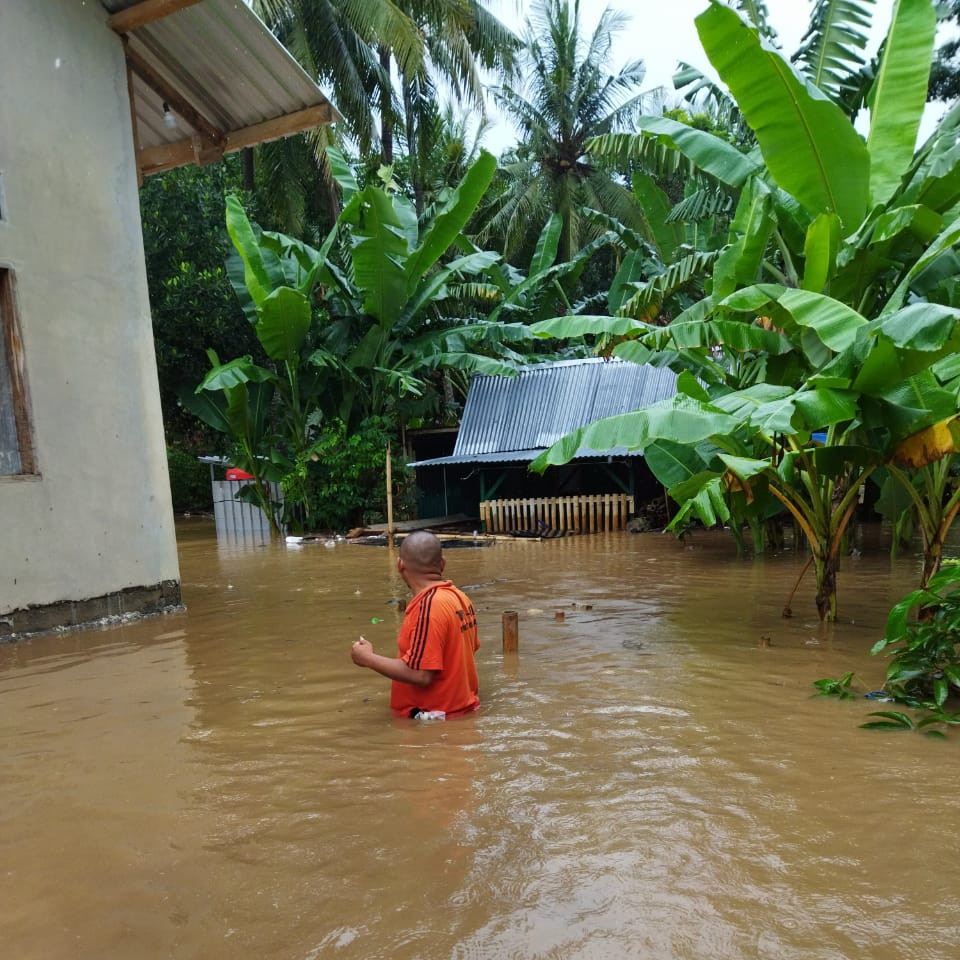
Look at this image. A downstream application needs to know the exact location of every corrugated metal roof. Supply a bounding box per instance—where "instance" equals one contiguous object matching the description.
[408,358,678,468]
[101,1,339,175]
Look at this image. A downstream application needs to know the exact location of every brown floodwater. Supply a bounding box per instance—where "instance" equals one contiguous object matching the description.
[2,519,959,960]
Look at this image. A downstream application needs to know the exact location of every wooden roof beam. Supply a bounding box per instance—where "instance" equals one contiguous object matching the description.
[124,43,225,146]
[138,102,336,176]
[108,0,205,33]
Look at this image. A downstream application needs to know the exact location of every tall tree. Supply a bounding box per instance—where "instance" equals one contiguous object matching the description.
[478,0,654,265]
[250,0,518,229]
[388,1,519,216]
[139,159,260,443]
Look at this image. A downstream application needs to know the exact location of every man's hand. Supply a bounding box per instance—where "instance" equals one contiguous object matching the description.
[351,636,374,667]
[350,635,437,688]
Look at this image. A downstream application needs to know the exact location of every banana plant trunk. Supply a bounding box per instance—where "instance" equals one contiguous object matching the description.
[814,553,839,622]
[770,467,872,622]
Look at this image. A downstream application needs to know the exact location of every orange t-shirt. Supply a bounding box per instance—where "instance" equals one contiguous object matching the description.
[391,581,480,718]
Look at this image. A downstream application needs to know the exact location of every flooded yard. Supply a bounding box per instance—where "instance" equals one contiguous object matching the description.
[2,520,959,959]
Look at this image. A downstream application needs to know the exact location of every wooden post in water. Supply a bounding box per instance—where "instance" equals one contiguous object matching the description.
[386,441,394,540]
[502,611,518,653]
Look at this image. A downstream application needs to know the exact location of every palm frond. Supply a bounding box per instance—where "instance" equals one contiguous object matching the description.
[588,132,698,180]
[618,250,720,319]
[791,0,877,102]
[732,0,781,46]
[667,188,736,223]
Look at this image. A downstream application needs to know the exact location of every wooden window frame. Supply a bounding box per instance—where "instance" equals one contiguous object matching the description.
[0,267,36,475]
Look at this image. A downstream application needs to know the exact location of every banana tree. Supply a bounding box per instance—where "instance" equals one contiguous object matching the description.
[308,149,507,426]
[220,148,508,425]
[180,351,285,535]
[531,301,960,619]
[530,0,960,618]
[886,428,960,587]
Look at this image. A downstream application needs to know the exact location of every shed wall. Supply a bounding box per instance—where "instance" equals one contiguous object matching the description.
[0,0,180,623]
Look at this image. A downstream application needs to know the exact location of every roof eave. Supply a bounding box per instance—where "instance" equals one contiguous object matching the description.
[103,0,340,179]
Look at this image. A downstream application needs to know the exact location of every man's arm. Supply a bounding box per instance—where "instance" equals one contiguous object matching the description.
[351,637,437,687]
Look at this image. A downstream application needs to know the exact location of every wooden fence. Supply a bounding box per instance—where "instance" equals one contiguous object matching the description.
[480,494,635,534]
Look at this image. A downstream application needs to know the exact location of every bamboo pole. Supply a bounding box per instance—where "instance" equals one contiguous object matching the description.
[386,441,394,540]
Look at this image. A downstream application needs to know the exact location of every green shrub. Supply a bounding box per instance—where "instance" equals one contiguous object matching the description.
[167,446,212,512]
[283,416,413,533]
[871,560,960,708]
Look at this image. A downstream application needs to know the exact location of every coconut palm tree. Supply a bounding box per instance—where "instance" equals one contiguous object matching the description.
[387,1,519,216]
[248,0,518,232]
[477,0,656,265]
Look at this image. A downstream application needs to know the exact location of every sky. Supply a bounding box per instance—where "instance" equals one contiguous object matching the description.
[477,0,925,155]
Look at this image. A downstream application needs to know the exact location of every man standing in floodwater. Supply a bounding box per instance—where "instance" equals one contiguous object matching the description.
[350,530,480,719]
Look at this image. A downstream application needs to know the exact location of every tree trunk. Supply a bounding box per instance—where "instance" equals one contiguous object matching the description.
[379,46,394,166]
[403,82,425,217]
[814,552,839,621]
[442,370,456,423]
[242,147,255,192]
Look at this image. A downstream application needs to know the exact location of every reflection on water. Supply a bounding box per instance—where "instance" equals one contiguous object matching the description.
[2,519,959,960]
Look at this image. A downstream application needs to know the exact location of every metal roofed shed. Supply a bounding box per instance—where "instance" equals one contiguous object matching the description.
[409,358,678,468]
[102,0,340,180]
[407,358,679,527]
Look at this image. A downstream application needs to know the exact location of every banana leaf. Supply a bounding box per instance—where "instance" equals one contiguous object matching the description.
[664,318,793,356]
[667,475,732,529]
[403,150,497,293]
[256,288,312,362]
[723,285,867,353]
[802,213,841,293]
[344,186,409,328]
[881,214,960,315]
[225,195,286,312]
[793,386,859,428]
[631,171,683,261]
[712,176,775,300]
[644,439,712,488]
[620,250,719,318]
[529,213,562,276]
[696,2,870,230]
[529,314,651,340]
[196,354,275,392]
[531,396,737,471]
[590,121,760,188]
[325,145,359,206]
[891,418,960,469]
[854,305,960,394]
[866,0,937,206]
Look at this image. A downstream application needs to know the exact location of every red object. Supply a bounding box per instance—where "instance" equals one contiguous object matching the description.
[225,467,254,481]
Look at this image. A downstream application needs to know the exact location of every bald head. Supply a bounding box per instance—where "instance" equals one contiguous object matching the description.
[399,530,444,576]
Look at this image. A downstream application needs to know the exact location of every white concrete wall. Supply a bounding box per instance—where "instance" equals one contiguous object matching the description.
[0,0,180,613]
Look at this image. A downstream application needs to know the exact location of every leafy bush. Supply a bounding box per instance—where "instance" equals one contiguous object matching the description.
[166,446,212,513]
[871,560,960,709]
[812,562,960,736]
[284,416,413,533]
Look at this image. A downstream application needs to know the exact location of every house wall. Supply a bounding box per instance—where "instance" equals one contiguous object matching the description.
[0,0,181,635]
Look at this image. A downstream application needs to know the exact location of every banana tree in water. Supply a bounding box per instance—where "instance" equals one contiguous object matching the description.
[183,351,285,535]
[184,149,510,530]
[187,147,615,529]
[531,0,960,619]
[884,416,960,587]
